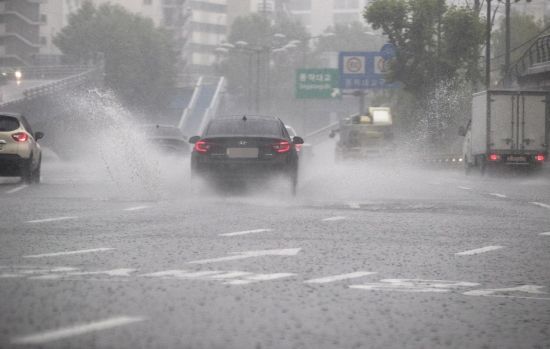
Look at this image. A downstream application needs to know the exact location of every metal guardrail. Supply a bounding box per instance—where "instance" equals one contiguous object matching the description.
[509,34,550,79]
[0,66,101,109]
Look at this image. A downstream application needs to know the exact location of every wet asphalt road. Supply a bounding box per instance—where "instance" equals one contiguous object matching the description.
[0,143,549,349]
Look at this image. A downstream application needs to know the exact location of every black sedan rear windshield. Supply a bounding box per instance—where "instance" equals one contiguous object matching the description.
[0,116,20,132]
[205,119,283,138]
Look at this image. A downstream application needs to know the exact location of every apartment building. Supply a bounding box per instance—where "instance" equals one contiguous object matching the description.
[184,0,227,74]
[0,0,41,66]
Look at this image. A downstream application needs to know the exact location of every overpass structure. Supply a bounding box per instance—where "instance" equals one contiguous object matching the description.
[0,65,103,110]
[509,34,550,89]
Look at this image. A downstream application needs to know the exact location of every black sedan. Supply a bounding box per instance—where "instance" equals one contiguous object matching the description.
[189,115,304,195]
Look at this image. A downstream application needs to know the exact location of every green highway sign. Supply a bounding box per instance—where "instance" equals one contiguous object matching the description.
[295,68,339,99]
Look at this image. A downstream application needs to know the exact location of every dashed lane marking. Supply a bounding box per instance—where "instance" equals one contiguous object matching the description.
[219,228,273,237]
[348,202,360,209]
[540,232,550,236]
[6,185,27,194]
[143,269,296,285]
[304,271,377,284]
[26,216,78,224]
[455,245,504,256]
[322,216,346,222]
[458,186,472,190]
[187,248,301,264]
[530,202,550,209]
[23,248,115,258]
[123,205,150,212]
[11,316,146,345]
[488,193,507,198]
[350,279,479,293]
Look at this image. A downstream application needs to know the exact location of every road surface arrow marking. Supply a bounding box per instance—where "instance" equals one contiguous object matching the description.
[187,248,301,264]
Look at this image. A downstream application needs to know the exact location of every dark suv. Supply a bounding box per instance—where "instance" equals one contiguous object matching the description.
[189,115,304,194]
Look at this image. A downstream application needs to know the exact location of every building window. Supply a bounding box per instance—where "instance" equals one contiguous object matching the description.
[40,14,48,24]
[144,0,153,5]
[333,0,359,10]
[289,0,311,11]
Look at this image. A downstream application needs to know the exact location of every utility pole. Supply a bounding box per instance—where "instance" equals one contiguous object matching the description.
[504,0,511,87]
[486,0,492,90]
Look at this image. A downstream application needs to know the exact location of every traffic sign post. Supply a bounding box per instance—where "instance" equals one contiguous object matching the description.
[295,68,339,99]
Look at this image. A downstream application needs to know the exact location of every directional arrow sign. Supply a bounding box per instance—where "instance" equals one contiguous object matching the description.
[188,248,301,265]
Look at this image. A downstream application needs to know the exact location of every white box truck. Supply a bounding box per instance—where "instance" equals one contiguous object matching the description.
[461,90,548,173]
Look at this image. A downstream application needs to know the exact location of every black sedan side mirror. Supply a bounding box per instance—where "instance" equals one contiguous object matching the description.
[35,132,44,140]
[188,136,200,144]
[293,136,304,145]
[458,126,466,137]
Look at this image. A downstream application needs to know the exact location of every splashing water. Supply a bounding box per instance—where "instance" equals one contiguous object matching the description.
[51,89,163,201]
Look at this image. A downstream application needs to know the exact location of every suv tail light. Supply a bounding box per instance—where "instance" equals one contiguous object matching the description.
[272,140,291,153]
[12,132,29,142]
[488,153,501,162]
[194,140,210,153]
[535,154,545,162]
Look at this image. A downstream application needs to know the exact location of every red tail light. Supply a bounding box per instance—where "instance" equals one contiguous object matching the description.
[535,154,545,162]
[488,153,501,162]
[194,140,210,153]
[11,132,29,142]
[272,140,291,153]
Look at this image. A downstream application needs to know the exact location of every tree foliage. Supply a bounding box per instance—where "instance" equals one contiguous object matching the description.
[313,22,386,62]
[54,1,177,109]
[364,0,484,98]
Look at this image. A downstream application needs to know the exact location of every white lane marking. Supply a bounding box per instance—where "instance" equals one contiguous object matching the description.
[67,269,136,277]
[23,248,114,258]
[530,202,550,209]
[455,245,504,256]
[123,205,150,212]
[143,269,295,285]
[463,285,549,301]
[348,202,360,209]
[143,270,223,278]
[6,185,28,194]
[350,279,479,293]
[489,193,507,198]
[11,316,146,345]
[223,273,296,285]
[540,232,550,236]
[304,271,377,284]
[304,271,376,284]
[27,216,78,224]
[219,228,272,237]
[187,248,301,264]
[322,216,346,222]
[458,186,472,190]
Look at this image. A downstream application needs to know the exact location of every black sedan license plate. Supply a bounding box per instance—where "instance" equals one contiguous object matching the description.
[227,147,259,158]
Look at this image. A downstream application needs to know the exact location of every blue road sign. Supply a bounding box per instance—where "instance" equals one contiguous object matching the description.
[338,50,400,90]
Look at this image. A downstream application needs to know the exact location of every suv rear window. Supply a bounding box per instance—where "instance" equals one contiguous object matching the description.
[0,116,20,132]
[205,119,283,138]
